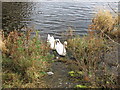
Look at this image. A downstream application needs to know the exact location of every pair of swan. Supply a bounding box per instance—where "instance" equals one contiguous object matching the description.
[47,34,67,56]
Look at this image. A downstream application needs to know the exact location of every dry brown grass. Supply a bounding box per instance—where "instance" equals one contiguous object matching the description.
[89,10,120,38]
[0,30,6,52]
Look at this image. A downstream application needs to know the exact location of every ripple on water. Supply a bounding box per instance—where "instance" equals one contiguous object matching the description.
[2,2,118,39]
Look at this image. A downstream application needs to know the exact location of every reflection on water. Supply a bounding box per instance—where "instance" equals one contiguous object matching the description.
[2,2,118,39]
[2,2,34,32]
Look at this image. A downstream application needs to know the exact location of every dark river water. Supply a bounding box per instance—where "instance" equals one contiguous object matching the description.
[2,2,118,39]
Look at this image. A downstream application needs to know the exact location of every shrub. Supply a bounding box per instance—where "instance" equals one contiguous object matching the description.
[67,35,118,88]
[2,29,53,88]
[89,10,120,38]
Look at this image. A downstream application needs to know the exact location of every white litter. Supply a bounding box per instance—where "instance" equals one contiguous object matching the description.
[47,71,54,75]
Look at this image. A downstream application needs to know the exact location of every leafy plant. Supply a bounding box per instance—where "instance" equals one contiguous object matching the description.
[75,85,87,88]
[68,71,75,77]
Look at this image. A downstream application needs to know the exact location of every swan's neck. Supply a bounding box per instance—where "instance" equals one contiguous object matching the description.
[63,44,65,54]
[54,41,56,49]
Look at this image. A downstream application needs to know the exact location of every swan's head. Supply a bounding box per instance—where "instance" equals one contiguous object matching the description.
[64,41,67,48]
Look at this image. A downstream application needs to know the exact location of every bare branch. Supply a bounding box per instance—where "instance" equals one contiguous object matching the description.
[108,3,118,14]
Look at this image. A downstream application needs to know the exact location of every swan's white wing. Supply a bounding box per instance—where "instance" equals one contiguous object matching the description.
[55,43,62,55]
[49,36,56,49]
[63,48,66,55]
[55,42,66,56]
[50,40,55,49]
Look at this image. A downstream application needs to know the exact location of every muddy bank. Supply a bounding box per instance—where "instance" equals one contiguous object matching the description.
[43,60,78,88]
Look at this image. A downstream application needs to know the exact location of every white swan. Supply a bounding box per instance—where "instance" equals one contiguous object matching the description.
[47,34,56,50]
[55,39,67,56]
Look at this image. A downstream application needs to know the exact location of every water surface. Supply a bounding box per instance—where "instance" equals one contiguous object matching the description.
[2,2,118,39]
